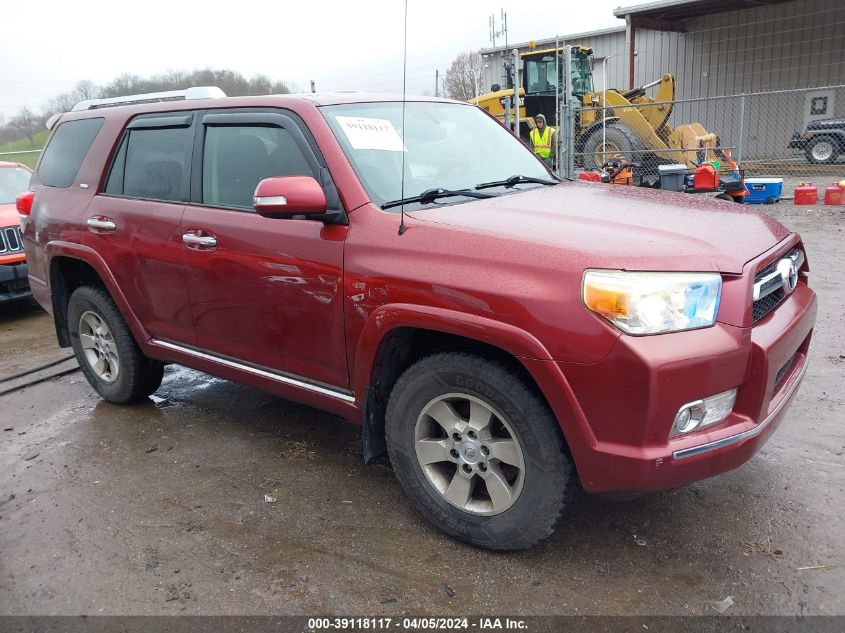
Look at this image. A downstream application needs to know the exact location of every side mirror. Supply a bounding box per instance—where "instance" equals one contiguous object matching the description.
[253,176,327,219]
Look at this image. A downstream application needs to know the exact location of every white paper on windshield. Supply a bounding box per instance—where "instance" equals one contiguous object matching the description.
[336,116,406,152]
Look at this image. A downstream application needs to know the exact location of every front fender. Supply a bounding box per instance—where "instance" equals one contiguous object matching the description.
[350,303,599,471]
[351,303,554,394]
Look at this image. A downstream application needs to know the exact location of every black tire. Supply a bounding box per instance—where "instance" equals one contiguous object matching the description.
[805,136,839,164]
[67,286,164,404]
[715,193,734,202]
[580,124,643,170]
[385,352,574,550]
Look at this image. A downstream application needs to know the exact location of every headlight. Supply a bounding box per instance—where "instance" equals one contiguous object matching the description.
[582,270,722,335]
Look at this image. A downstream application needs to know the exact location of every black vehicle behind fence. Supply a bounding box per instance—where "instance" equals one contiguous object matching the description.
[788,118,845,164]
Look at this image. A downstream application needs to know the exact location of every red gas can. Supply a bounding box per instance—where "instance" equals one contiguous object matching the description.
[824,183,845,205]
[794,183,818,205]
[578,171,603,182]
[694,163,718,190]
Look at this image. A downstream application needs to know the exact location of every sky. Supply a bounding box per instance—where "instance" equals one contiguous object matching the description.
[0,0,625,120]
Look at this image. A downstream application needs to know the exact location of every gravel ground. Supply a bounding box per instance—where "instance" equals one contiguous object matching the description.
[0,200,843,617]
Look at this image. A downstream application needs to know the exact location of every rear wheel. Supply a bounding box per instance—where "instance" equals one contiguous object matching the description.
[385,352,574,550]
[68,286,164,404]
[581,124,643,170]
[805,136,838,164]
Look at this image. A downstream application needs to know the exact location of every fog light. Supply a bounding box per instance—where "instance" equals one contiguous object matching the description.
[671,388,738,437]
[673,406,699,434]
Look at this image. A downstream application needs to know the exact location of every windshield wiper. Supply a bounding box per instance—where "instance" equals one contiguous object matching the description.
[381,188,496,210]
[475,174,558,190]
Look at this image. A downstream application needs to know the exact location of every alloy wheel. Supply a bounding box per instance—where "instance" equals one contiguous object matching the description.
[812,141,834,162]
[414,393,525,516]
[78,310,120,383]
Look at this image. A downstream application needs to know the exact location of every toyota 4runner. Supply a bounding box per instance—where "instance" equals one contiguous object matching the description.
[20,87,817,550]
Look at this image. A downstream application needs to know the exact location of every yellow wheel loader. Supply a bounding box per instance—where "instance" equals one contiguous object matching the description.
[472,45,719,173]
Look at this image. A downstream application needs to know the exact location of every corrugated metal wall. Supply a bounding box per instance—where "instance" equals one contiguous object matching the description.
[481,0,844,99]
[630,0,845,158]
[480,0,844,160]
[634,0,845,98]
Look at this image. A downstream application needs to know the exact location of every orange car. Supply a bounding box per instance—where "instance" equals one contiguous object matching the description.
[0,161,32,302]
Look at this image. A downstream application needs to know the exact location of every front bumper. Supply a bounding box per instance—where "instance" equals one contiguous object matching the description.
[556,278,817,494]
[0,261,31,302]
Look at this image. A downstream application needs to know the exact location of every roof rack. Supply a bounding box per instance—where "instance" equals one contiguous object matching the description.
[70,86,227,112]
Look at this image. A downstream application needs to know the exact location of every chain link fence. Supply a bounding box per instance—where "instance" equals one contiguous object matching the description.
[563,84,845,199]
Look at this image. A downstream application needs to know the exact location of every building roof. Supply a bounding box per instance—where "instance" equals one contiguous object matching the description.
[479,26,626,55]
[614,0,794,22]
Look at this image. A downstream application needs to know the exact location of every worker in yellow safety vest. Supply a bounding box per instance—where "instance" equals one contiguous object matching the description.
[529,113,555,167]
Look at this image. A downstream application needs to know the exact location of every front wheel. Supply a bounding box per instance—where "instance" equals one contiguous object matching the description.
[580,124,643,170]
[385,352,574,550]
[68,286,164,404]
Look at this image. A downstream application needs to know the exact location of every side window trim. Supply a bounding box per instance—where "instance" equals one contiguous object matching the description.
[127,114,193,130]
[191,112,321,207]
[201,113,322,176]
[100,111,198,202]
[189,108,347,224]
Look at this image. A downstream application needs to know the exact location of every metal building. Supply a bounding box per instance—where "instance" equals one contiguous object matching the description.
[479,0,844,162]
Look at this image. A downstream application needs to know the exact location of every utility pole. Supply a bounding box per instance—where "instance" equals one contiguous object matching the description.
[435,70,439,97]
[310,80,316,94]
[513,48,520,137]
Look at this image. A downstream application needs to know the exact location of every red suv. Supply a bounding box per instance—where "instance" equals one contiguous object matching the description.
[20,88,817,550]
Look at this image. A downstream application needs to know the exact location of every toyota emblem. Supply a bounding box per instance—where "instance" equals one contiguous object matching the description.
[776,258,799,294]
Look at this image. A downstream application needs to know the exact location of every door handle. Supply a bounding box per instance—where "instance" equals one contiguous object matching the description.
[86,217,117,232]
[182,233,217,248]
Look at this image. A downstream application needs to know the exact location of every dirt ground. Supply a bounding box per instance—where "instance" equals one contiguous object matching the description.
[0,202,843,617]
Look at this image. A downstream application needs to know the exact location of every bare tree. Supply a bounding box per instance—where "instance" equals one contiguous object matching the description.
[43,92,78,118]
[10,107,38,144]
[73,80,100,101]
[444,51,484,101]
[2,68,297,146]
[101,73,144,98]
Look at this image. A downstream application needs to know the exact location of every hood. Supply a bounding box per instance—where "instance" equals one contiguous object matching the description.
[0,203,19,229]
[408,181,789,274]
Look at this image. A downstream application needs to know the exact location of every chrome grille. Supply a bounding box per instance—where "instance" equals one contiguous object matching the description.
[752,248,803,323]
[753,288,785,323]
[0,226,23,254]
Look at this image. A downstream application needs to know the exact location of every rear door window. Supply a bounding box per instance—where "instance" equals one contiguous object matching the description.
[202,125,314,209]
[38,118,104,188]
[105,115,192,202]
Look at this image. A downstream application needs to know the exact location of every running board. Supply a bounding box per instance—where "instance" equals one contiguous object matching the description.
[150,339,355,404]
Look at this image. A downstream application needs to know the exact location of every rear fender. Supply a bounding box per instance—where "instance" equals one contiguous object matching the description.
[46,241,150,347]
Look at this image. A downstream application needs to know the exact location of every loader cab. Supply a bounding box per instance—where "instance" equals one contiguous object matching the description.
[521,45,594,128]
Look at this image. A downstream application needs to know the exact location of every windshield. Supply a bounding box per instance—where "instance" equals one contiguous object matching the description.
[0,166,32,205]
[525,58,558,94]
[571,56,593,94]
[321,102,550,209]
